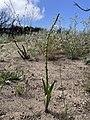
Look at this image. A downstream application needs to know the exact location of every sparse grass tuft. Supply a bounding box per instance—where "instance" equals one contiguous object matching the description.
[0,69,22,85]
[15,85,24,95]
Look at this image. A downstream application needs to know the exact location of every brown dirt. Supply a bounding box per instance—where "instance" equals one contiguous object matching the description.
[0,42,90,120]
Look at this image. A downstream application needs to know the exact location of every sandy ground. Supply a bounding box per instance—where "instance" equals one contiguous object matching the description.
[0,42,90,120]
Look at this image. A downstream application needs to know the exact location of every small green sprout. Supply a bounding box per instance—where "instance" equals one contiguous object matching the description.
[42,79,56,112]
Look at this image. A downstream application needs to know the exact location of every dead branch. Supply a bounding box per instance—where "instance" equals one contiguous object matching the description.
[74,2,90,12]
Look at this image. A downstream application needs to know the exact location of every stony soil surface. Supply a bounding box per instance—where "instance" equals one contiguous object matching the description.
[0,42,90,120]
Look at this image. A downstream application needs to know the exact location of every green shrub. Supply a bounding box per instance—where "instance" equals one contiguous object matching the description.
[61,33,83,60]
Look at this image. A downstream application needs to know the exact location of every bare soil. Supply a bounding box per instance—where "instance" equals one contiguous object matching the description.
[0,42,90,120]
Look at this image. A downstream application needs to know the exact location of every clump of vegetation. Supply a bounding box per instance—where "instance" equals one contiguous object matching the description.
[0,69,22,85]
[61,14,90,60]
[14,40,31,60]
[42,14,59,112]
[61,33,83,59]
[15,85,24,95]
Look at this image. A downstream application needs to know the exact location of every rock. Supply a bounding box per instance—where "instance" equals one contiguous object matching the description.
[75,83,79,86]
[9,116,14,120]
[5,80,11,85]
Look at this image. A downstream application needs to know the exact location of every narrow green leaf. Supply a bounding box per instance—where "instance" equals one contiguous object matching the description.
[44,95,50,112]
[49,80,56,94]
[42,79,48,95]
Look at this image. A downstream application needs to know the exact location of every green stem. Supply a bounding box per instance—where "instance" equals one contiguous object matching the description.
[45,41,48,87]
[45,13,60,87]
